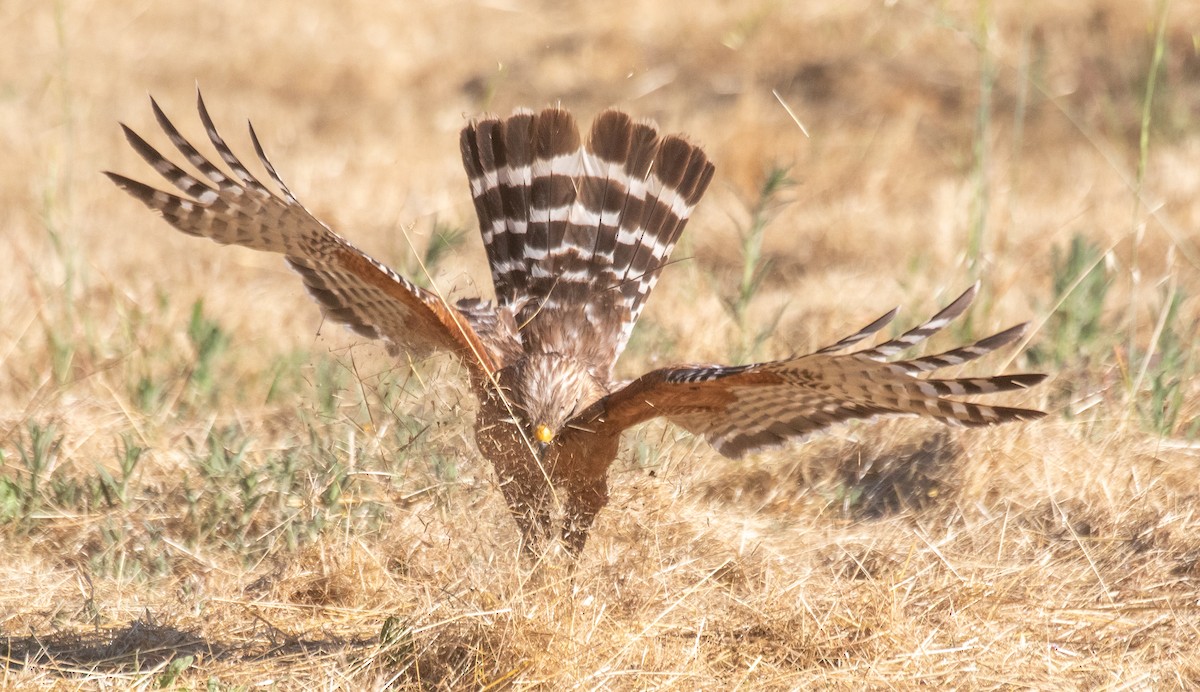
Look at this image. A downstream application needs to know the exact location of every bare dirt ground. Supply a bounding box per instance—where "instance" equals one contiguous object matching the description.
[3,1,1200,688]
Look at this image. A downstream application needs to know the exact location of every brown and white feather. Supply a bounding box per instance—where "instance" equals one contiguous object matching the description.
[461,108,713,376]
[579,285,1046,460]
[106,92,502,371]
[110,96,1045,557]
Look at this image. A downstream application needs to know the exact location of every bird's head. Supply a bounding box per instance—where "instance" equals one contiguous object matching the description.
[512,353,605,451]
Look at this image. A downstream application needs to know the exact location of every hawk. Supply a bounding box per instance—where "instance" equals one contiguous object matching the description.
[106,93,1046,556]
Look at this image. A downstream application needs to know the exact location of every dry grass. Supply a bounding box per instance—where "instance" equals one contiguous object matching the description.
[3,0,1200,688]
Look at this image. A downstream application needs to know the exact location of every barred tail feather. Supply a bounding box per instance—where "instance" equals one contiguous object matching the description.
[615,135,714,351]
[461,108,714,369]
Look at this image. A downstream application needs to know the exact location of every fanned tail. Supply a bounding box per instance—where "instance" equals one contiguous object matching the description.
[460,108,713,371]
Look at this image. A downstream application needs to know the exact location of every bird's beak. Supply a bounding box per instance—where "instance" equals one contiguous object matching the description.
[534,423,554,458]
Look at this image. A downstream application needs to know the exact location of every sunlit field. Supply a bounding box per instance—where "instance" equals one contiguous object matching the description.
[3,1,1200,688]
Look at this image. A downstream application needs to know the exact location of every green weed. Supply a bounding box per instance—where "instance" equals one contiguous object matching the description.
[1029,233,1111,370]
[184,300,230,405]
[422,221,468,277]
[721,165,793,362]
[967,0,996,280]
[1133,284,1196,437]
[1,421,64,521]
[156,655,194,688]
[95,433,145,510]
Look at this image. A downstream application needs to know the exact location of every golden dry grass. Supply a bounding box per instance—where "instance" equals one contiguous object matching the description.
[3,0,1200,688]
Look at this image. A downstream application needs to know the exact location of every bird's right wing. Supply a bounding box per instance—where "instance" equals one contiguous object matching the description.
[105,92,503,373]
[574,285,1046,459]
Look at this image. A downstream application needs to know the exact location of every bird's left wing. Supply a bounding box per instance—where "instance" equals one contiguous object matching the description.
[572,285,1046,459]
[105,92,502,373]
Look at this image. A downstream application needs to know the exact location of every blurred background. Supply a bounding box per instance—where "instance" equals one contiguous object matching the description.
[4,1,1198,384]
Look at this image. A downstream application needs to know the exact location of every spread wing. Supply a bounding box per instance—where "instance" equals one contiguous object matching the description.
[572,284,1047,459]
[105,91,505,373]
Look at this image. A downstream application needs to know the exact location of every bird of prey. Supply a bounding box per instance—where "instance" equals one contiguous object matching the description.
[106,93,1046,556]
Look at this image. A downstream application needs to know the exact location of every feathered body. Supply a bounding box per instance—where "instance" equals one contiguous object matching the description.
[457,107,715,549]
[107,94,1046,555]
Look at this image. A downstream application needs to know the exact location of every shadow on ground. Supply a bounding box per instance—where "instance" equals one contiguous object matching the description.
[2,618,375,681]
[836,430,962,519]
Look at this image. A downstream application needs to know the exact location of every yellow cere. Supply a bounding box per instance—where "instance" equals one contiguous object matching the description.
[535,423,554,444]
